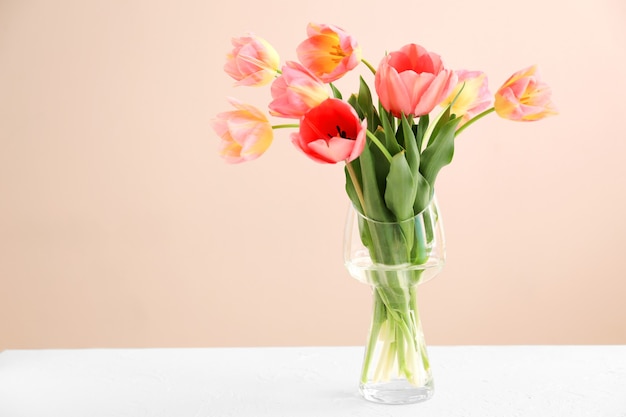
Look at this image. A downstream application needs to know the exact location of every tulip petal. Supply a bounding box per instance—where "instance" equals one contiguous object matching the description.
[296,23,361,83]
[375,44,456,117]
[308,137,355,162]
[494,65,557,122]
[268,61,329,119]
[224,35,280,87]
[290,98,366,164]
[211,98,273,163]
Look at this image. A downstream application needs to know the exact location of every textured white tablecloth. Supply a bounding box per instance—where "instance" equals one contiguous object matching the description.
[0,345,625,416]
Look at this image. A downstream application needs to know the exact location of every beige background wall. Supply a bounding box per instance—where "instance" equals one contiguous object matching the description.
[1,0,625,349]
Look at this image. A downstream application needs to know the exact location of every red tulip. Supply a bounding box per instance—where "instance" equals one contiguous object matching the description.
[291,98,366,164]
[375,44,457,117]
[268,61,329,119]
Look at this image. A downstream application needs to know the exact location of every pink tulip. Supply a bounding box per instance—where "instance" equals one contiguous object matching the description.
[268,61,330,119]
[441,70,492,125]
[494,65,557,121]
[296,23,362,83]
[224,34,280,87]
[375,44,457,117]
[211,98,273,163]
[291,98,366,164]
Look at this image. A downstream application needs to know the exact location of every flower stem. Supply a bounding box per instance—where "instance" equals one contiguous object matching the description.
[456,107,495,136]
[346,161,367,214]
[361,58,376,76]
[365,130,393,162]
[361,279,430,387]
[272,124,299,130]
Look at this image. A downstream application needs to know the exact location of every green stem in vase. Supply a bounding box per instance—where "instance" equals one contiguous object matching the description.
[361,272,430,386]
[361,289,385,383]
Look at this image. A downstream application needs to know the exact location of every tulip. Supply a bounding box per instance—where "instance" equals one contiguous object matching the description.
[211,98,273,163]
[268,61,330,119]
[291,98,366,164]
[441,70,492,125]
[494,65,557,121]
[296,23,362,83]
[224,34,280,87]
[375,44,457,117]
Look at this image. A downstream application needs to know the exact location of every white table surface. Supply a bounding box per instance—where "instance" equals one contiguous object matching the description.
[0,345,625,417]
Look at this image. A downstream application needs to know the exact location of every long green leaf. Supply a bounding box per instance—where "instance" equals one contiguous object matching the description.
[358,76,374,123]
[330,83,342,99]
[401,115,419,173]
[384,151,415,221]
[359,142,392,222]
[399,115,430,215]
[419,117,462,187]
[347,94,364,119]
[384,152,418,262]
[379,107,401,154]
[416,114,429,151]
[344,161,363,213]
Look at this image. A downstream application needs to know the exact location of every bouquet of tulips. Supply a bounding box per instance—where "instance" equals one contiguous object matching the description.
[212,23,556,388]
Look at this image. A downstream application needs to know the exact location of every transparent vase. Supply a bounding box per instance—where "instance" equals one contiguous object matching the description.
[344,197,445,404]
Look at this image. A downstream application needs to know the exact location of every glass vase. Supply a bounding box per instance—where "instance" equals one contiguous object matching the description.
[344,196,445,404]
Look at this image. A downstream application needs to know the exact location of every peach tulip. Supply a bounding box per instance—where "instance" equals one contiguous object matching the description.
[211,98,273,163]
[224,34,280,87]
[441,70,492,125]
[375,44,457,117]
[296,23,362,83]
[291,98,366,164]
[494,65,557,121]
[268,61,330,119]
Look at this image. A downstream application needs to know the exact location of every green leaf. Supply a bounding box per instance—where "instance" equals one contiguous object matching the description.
[330,83,342,99]
[357,79,381,133]
[415,114,429,151]
[401,115,418,173]
[345,160,374,251]
[347,94,364,119]
[397,115,430,215]
[384,151,416,221]
[412,176,431,216]
[379,106,401,154]
[383,152,423,263]
[359,141,392,222]
[429,107,452,142]
[344,161,363,213]
[419,116,462,188]
[358,76,374,122]
[368,107,381,132]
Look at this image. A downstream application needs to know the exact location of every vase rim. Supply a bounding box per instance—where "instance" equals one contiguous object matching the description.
[350,195,438,225]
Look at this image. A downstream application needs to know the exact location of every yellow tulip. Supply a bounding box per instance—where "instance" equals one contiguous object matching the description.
[442,70,492,126]
[494,65,557,121]
[211,99,273,163]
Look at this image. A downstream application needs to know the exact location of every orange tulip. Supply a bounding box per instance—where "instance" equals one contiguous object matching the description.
[441,70,492,125]
[211,99,273,163]
[494,65,557,121]
[269,61,329,119]
[224,34,280,87]
[375,44,457,117]
[296,23,361,83]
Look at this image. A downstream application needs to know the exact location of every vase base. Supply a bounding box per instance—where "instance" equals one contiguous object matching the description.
[359,379,434,405]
